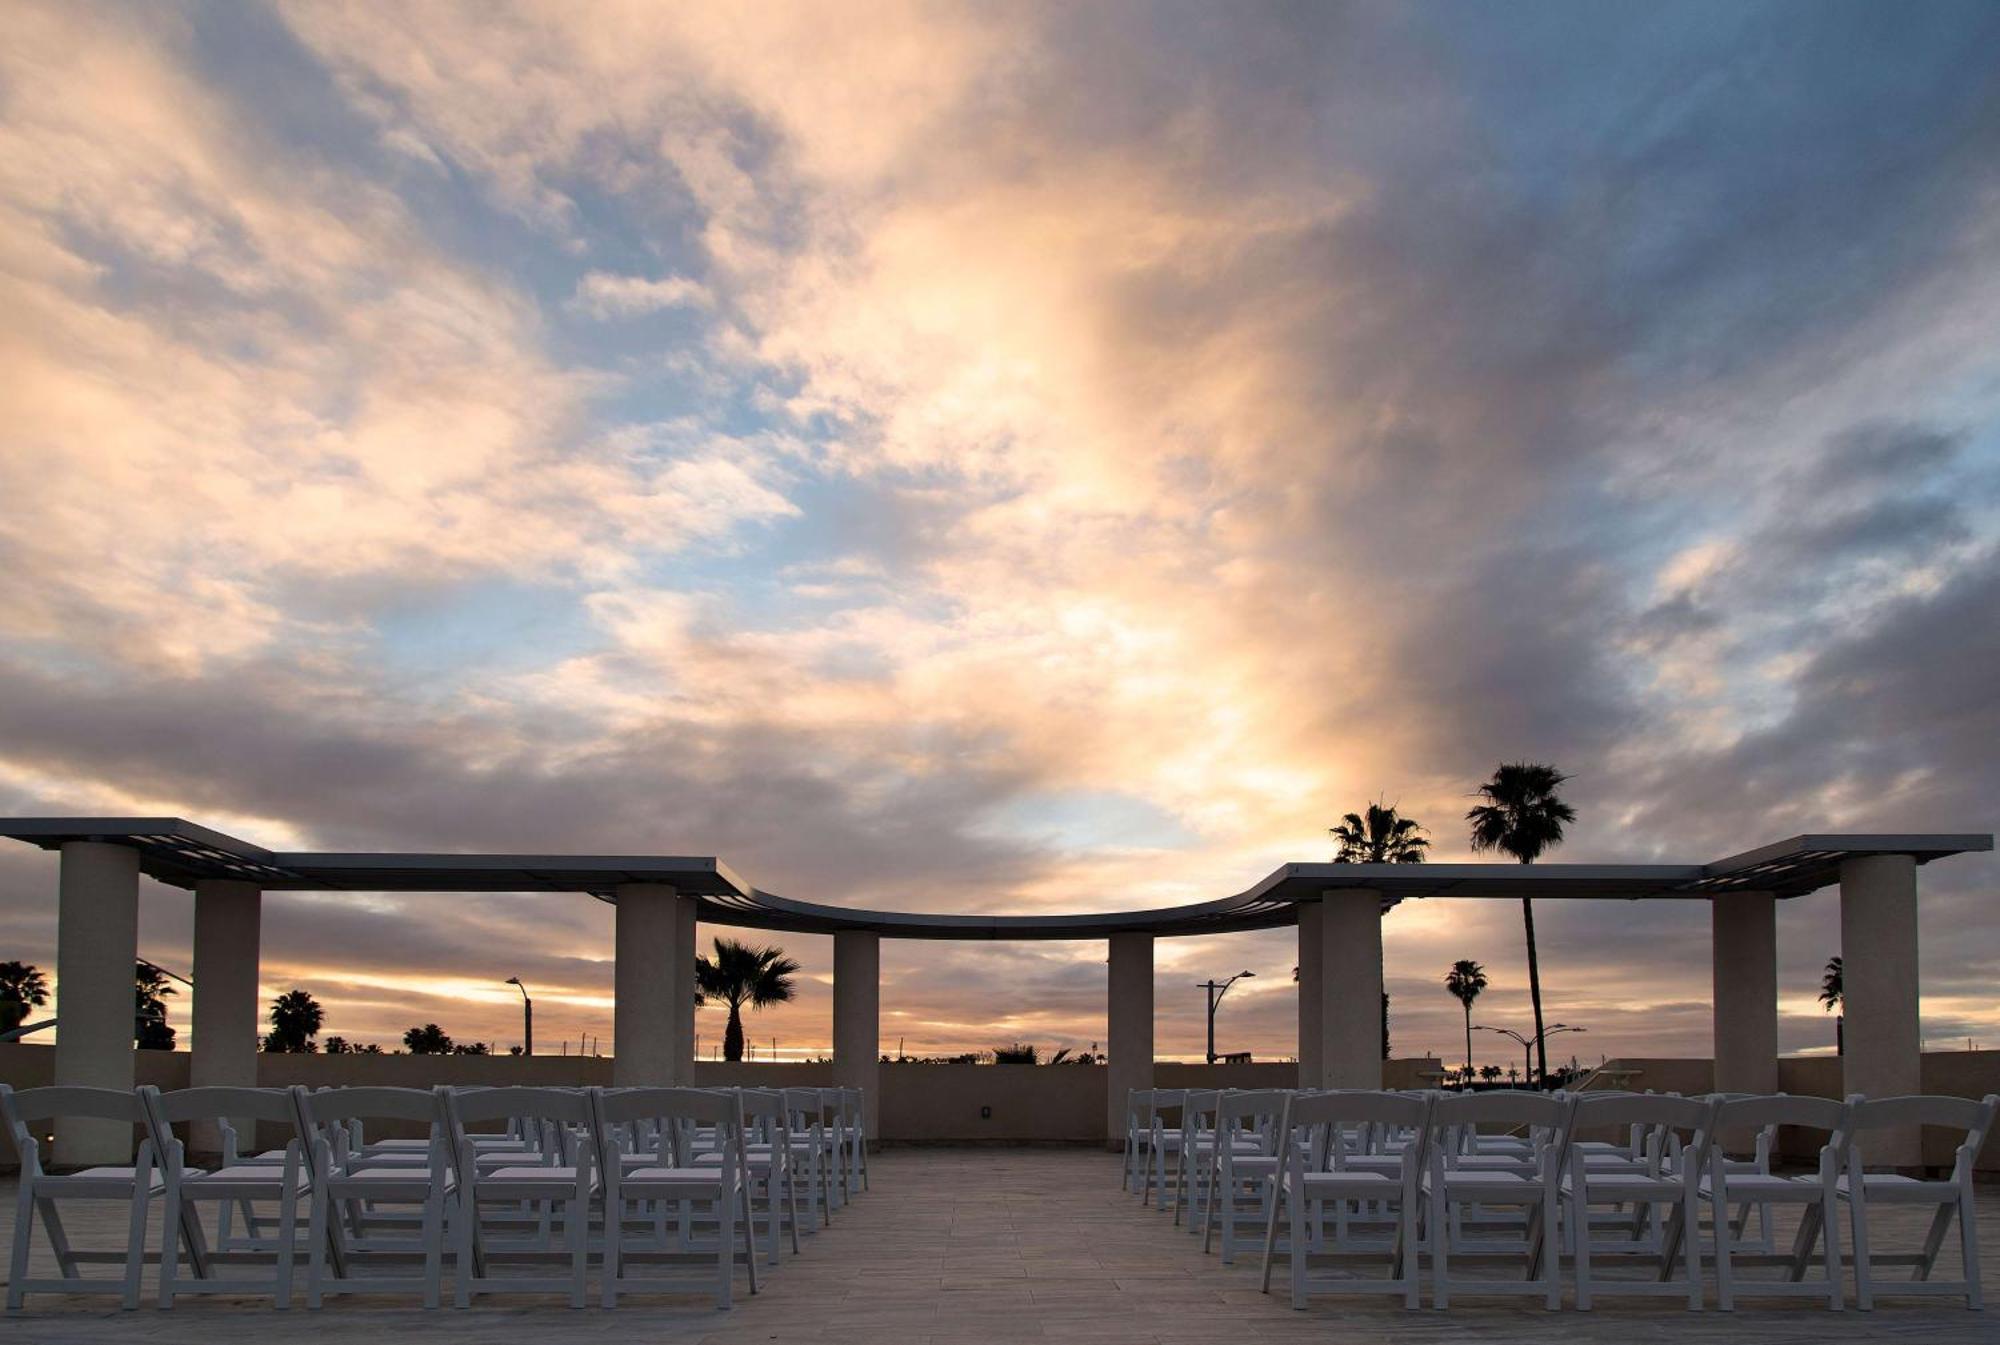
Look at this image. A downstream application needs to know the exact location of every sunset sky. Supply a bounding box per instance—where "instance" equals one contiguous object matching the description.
[1,2,1996,1067]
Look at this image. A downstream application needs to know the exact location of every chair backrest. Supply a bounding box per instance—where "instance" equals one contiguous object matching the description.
[1846,1093,2000,1172]
[298,1085,445,1127]
[146,1085,299,1128]
[1710,1091,1846,1136]
[441,1085,591,1175]
[1570,1091,1714,1134]
[1286,1089,1428,1130]
[0,1084,151,1171]
[1429,1089,1569,1131]
[594,1086,741,1170]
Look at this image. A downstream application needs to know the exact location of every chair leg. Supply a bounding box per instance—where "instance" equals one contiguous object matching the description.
[1961,1188,1984,1310]
[306,1181,329,1309]
[1819,1190,1844,1310]
[1712,1197,1735,1311]
[1682,1188,1703,1309]
[742,1188,761,1296]
[420,1187,444,1310]
[454,1190,475,1309]
[601,1191,622,1309]
[567,1193,587,1310]
[121,1184,150,1312]
[1430,1186,1450,1310]
[1258,1175,1282,1296]
[1572,1193,1593,1311]
[277,1182,299,1310]
[8,1177,35,1309]
[157,1180,182,1309]
[1848,1193,1874,1311]
[715,1190,734,1309]
[1916,1202,1954,1282]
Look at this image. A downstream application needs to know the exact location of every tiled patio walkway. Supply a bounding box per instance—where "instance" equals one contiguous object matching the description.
[1,1148,1994,1343]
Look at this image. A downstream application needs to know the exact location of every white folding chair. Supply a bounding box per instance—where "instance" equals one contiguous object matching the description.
[1174,1089,1224,1229]
[292,1085,453,1308]
[781,1088,835,1228]
[1563,1092,1715,1310]
[1146,1089,1188,1209]
[0,1084,159,1310]
[142,1085,311,1309]
[1121,1089,1154,1193]
[1260,1090,1430,1310]
[839,1087,870,1195]
[1203,1089,1287,1264]
[703,1089,801,1266]
[594,1086,760,1308]
[1700,1092,1849,1310]
[1425,1090,1573,1309]
[441,1086,596,1308]
[1839,1092,1998,1310]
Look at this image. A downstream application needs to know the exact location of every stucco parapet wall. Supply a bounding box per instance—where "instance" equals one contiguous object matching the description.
[0,819,1988,939]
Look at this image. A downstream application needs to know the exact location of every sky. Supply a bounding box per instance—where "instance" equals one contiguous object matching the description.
[1,1,1996,1068]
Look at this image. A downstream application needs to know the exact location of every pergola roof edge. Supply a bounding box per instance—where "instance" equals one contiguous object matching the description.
[0,818,1989,937]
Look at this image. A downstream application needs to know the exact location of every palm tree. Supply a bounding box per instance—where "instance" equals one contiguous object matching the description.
[1479,1063,1503,1084]
[1444,959,1488,1086]
[135,961,176,1050]
[1820,956,1844,1056]
[1467,762,1576,1085]
[1331,802,1431,863]
[323,1035,352,1054]
[264,989,325,1053]
[696,938,800,1062]
[0,961,50,1035]
[403,1023,453,1054]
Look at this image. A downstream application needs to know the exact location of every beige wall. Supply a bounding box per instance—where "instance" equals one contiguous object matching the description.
[9,1044,1987,1167]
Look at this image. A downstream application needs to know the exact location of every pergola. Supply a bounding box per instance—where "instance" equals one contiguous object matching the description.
[0,818,1988,1165]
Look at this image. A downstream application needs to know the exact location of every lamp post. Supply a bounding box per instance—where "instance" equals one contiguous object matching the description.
[505,977,533,1057]
[1474,1022,1584,1087]
[1199,970,1256,1064]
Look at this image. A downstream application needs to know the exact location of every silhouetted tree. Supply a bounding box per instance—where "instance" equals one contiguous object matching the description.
[993,1042,1038,1064]
[1479,1063,1503,1084]
[403,1023,453,1054]
[0,961,49,1035]
[263,989,324,1053]
[1444,959,1488,1085]
[696,938,799,1062]
[322,1035,353,1054]
[135,961,176,1050]
[454,1041,491,1055]
[1332,802,1431,863]
[1467,763,1575,1083]
[1820,955,1844,1056]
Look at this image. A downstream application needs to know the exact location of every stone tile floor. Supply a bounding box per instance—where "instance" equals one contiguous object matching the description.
[0,1148,1994,1343]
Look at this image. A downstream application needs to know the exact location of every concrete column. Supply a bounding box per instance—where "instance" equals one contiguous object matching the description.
[833,931,881,1135]
[1710,892,1778,1096]
[190,879,262,1154]
[673,896,699,1077]
[1296,902,1323,1088]
[1106,932,1154,1149]
[53,841,141,1165]
[1318,889,1384,1090]
[612,883,685,1085]
[1840,853,1922,1166]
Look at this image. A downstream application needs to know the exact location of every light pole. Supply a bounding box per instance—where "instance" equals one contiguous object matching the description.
[1474,1022,1584,1087]
[1199,970,1256,1064]
[505,977,532,1057]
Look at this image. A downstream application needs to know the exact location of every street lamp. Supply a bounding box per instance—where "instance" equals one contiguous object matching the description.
[505,977,533,1057]
[1199,970,1256,1064]
[1474,1022,1585,1087]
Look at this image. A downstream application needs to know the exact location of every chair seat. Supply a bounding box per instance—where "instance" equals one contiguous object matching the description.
[186,1165,311,1191]
[1300,1170,1397,1194]
[1836,1173,1960,1202]
[1429,1170,1539,1198]
[479,1165,597,1196]
[622,1166,726,1192]
[1700,1173,1821,1199]
[52,1167,166,1196]
[336,1168,453,1198]
[1564,1175,1681,1200]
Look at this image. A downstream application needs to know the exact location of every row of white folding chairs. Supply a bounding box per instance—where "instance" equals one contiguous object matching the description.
[1121,1085,1996,1312]
[0,1082,869,1312]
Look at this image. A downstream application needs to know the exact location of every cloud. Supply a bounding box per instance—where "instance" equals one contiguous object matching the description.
[570,271,713,318]
[0,0,1995,1057]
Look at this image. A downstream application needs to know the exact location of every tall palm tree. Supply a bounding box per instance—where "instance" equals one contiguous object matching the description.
[1467,762,1576,1085]
[1819,955,1844,1056]
[1444,959,1488,1085]
[0,961,49,1035]
[403,1023,453,1054]
[696,938,800,1062]
[1331,802,1431,863]
[265,988,325,1053]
